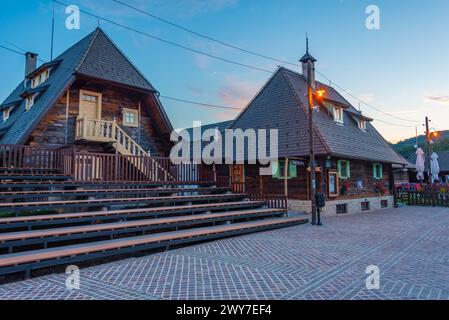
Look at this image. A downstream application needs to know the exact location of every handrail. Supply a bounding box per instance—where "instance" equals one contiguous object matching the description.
[76,117,173,180]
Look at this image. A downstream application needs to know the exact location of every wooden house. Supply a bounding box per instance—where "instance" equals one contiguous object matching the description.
[0,28,173,157]
[192,48,409,215]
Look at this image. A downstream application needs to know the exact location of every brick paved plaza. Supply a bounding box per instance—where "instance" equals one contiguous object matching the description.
[0,206,448,300]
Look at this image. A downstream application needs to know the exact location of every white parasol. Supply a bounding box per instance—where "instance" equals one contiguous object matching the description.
[430,152,440,183]
[415,147,425,181]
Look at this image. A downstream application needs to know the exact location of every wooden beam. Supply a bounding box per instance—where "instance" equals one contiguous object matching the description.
[65,90,70,145]
[284,158,289,197]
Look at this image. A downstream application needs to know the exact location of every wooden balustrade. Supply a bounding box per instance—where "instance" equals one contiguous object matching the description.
[249,193,288,209]
[0,144,66,172]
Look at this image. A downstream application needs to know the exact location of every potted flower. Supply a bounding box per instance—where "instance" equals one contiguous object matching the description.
[340,180,351,195]
[374,181,387,195]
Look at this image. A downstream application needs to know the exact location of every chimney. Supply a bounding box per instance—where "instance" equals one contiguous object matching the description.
[25,52,38,78]
[299,37,317,88]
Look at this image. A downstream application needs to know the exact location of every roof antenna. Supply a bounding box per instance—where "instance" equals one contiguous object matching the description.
[50,0,55,61]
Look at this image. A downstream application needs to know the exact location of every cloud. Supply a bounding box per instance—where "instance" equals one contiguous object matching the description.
[213,76,260,120]
[218,77,259,108]
[425,96,449,105]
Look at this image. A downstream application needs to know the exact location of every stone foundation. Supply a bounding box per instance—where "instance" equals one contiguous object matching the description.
[289,195,394,216]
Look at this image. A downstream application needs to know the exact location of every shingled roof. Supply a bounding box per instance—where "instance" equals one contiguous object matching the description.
[225,67,408,165]
[0,28,171,144]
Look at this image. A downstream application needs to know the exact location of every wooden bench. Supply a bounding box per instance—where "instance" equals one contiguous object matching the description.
[0,187,231,201]
[0,194,248,214]
[0,217,308,277]
[0,208,286,252]
[0,180,216,191]
[0,201,266,231]
[0,174,72,181]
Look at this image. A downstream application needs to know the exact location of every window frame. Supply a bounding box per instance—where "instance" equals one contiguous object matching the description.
[2,108,11,122]
[333,107,344,124]
[122,108,139,128]
[25,94,35,111]
[272,160,298,180]
[358,120,367,131]
[373,163,383,180]
[337,160,351,179]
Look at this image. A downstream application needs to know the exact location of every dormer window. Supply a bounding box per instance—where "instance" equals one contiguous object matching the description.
[25,94,36,111]
[31,69,50,89]
[325,102,344,124]
[358,120,367,131]
[2,108,11,122]
[333,107,344,124]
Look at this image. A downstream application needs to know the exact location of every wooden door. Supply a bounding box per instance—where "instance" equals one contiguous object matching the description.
[79,90,101,120]
[230,165,245,193]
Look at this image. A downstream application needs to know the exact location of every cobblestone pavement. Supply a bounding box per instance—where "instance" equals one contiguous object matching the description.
[1,206,448,300]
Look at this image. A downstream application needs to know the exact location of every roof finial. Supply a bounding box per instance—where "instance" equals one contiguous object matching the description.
[306,33,309,54]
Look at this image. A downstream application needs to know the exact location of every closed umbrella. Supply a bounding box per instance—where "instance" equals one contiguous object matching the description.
[430,152,440,183]
[415,147,425,181]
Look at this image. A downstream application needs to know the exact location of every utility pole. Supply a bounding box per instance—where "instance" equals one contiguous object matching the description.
[307,63,317,225]
[425,116,432,185]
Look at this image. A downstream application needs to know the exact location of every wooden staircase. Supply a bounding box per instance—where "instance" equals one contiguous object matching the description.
[0,171,307,279]
[75,117,173,180]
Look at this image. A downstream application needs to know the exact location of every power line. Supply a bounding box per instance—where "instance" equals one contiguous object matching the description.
[112,0,298,67]
[315,70,421,124]
[53,0,273,74]
[0,44,241,113]
[112,0,421,125]
[0,44,416,127]
[160,96,240,110]
[0,44,26,56]
[55,1,421,126]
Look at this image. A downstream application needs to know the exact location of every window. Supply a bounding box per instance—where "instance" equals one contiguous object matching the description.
[25,94,35,111]
[336,204,348,214]
[325,102,344,124]
[272,160,298,180]
[358,120,367,131]
[31,69,50,89]
[381,200,388,208]
[2,108,11,122]
[361,201,370,211]
[81,94,98,102]
[123,108,139,127]
[337,160,350,179]
[373,163,383,180]
[328,170,339,197]
[334,107,344,124]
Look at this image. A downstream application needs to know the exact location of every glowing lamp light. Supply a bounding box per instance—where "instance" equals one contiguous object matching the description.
[316,89,326,99]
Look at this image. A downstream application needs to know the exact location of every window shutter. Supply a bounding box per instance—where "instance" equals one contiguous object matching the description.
[288,162,297,179]
[379,164,383,178]
[337,160,342,178]
[346,161,351,178]
[272,161,282,179]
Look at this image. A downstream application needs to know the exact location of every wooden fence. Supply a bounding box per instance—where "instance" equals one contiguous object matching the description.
[408,191,449,207]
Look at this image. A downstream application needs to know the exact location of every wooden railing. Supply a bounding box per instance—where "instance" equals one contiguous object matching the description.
[408,191,449,207]
[76,117,172,180]
[0,144,67,172]
[249,193,288,209]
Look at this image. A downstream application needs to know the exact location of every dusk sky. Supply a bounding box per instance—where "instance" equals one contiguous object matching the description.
[1,0,448,142]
